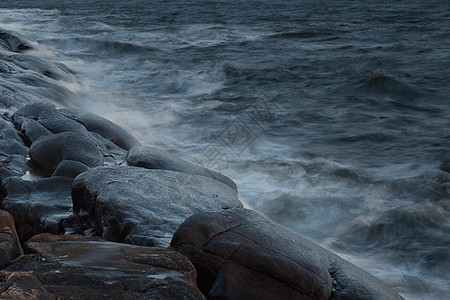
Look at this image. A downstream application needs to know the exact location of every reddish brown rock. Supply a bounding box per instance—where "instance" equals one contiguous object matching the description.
[3,234,205,299]
[0,210,23,268]
[0,271,53,300]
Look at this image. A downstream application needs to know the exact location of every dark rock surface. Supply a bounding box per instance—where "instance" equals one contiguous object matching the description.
[0,271,53,300]
[0,116,29,180]
[29,132,103,172]
[127,145,237,191]
[2,233,205,299]
[13,102,139,155]
[51,160,90,178]
[171,208,405,300]
[0,210,23,268]
[72,166,242,247]
[0,176,73,243]
[59,107,140,151]
[0,31,32,53]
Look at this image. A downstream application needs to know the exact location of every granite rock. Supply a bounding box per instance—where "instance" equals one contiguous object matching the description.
[0,176,73,243]
[2,233,205,299]
[72,166,242,247]
[171,208,405,300]
[0,210,23,268]
[29,132,103,172]
[127,145,237,191]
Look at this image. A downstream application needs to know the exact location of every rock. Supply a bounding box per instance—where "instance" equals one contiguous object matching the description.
[12,102,133,166]
[171,208,405,300]
[51,160,90,178]
[3,233,205,299]
[29,132,103,172]
[72,166,242,247]
[60,107,140,150]
[127,145,237,191]
[0,210,23,268]
[0,176,73,243]
[0,271,53,300]
[0,116,29,180]
[0,31,32,52]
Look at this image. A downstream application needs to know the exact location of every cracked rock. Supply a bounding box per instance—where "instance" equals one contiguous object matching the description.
[72,166,242,248]
[171,208,405,300]
[2,233,205,299]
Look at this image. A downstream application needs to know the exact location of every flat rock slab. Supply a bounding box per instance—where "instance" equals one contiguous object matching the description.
[126,145,237,191]
[2,234,205,299]
[0,176,73,243]
[171,208,405,300]
[72,166,242,247]
[0,210,23,268]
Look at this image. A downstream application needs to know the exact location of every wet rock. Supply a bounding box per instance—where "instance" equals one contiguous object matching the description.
[29,132,103,172]
[0,271,53,300]
[0,176,73,243]
[60,107,140,150]
[72,166,242,247]
[127,145,237,191]
[0,31,32,52]
[12,102,135,166]
[0,210,23,268]
[51,160,90,178]
[171,208,405,300]
[3,233,205,299]
[0,116,29,180]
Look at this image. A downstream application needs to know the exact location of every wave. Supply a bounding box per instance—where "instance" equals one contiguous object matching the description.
[45,37,161,57]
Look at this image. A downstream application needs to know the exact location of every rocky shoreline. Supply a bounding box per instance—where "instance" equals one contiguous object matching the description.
[0,30,404,299]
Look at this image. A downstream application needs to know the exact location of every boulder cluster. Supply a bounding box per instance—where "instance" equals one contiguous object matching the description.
[0,30,404,299]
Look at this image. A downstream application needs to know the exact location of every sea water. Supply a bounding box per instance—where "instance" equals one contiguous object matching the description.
[1,1,449,298]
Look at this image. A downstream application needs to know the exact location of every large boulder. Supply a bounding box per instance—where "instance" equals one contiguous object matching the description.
[126,145,237,191]
[72,166,242,247]
[0,176,73,243]
[1,234,205,299]
[0,210,23,268]
[171,208,405,300]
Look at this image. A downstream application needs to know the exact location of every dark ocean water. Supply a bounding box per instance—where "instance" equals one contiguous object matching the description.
[1,0,449,298]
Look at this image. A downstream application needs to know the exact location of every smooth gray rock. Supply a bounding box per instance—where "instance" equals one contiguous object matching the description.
[72,166,242,247]
[2,233,205,299]
[12,102,133,165]
[127,145,237,191]
[29,132,103,171]
[171,208,405,300]
[60,107,140,150]
[0,116,29,180]
[0,210,23,268]
[0,176,73,243]
[51,160,90,178]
